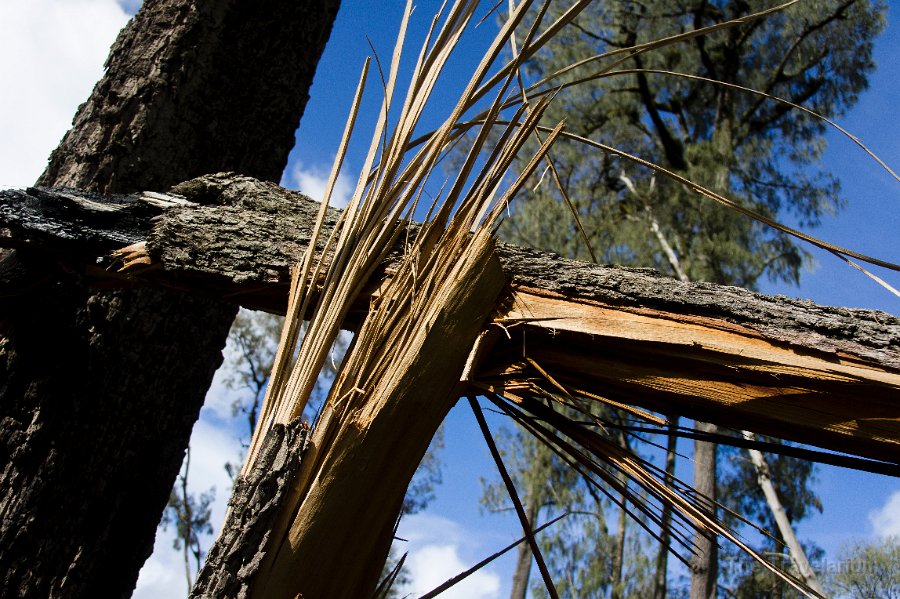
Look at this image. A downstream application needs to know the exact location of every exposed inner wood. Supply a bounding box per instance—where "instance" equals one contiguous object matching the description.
[2,174,898,465]
[477,290,900,463]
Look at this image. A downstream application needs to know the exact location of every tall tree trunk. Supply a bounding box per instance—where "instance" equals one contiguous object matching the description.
[0,1,338,597]
[741,432,825,596]
[610,428,631,599]
[690,422,719,599]
[653,417,679,599]
[509,492,541,599]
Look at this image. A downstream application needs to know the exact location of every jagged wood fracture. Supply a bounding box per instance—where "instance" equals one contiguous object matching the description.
[2,173,899,466]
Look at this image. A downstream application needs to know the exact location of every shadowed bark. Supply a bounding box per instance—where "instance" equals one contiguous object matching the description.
[0,1,339,596]
[190,420,309,599]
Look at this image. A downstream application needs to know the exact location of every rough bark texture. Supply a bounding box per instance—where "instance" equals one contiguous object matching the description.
[3,177,897,370]
[2,175,899,467]
[0,264,235,597]
[690,423,718,599]
[190,420,308,599]
[38,0,340,193]
[0,0,338,596]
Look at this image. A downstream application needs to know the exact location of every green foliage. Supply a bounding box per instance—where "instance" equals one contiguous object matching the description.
[531,508,655,599]
[503,0,884,288]
[825,536,900,599]
[719,439,822,532]
[717,438,823,595]
[160,446,214,592]
[719,540,824,598]
[481,405,657,597]
[484,0,884,594]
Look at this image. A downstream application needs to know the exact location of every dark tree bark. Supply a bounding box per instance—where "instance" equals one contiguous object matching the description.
[690,423,718,599]
[509,497,540,599]
[190,419,308,599]
[0,1,339,596]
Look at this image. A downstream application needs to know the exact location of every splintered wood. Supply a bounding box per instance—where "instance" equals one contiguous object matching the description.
[472,287,900,464]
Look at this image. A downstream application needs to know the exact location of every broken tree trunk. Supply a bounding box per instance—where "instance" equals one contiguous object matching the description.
[247,229,507,598]
[190,419,309,598]
[0,0,339,595]
[2,175,898,469]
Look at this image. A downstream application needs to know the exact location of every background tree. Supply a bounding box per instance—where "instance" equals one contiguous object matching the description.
[825,536,900,598]
[161,446,216,594]
[718,439,824,598]
[488,0,883,595]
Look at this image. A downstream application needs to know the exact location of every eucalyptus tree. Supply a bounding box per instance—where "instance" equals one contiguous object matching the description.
[493,0,884,595]
[826,536,900,598]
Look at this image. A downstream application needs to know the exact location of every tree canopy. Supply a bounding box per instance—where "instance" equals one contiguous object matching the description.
[503,0,885,287]
[488,0,884,595]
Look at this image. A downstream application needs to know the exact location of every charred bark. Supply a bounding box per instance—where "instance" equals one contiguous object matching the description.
[0,1,338,596]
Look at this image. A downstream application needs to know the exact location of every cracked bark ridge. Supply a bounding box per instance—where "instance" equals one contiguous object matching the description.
[38,0,341,193]
[2,174,896,369]
[190,419,308,599]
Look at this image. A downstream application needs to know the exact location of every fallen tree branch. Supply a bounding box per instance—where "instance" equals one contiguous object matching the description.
[2,173,898,463]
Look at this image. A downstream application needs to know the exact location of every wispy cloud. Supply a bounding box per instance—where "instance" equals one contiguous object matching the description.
[281,160,355,208]
[397,513,502,599]
[0,0,128,188]
[133,530,189,599]
[406,544,501,599]
[870,489,900,537]
[134,413,243,598]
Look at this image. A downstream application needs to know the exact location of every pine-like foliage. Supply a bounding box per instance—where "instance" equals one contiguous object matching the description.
[502,0,884,288]
[486,1,884,595]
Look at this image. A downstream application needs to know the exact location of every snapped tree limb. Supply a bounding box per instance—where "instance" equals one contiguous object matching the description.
[2,172,898,465]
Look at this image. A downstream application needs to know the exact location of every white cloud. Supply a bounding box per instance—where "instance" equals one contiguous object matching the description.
[200,330,250,424]
[0,0,129,188]
[281,160,355,208]
[870,489,900,537]
[406,544,501,599]
[133,529,188,599]
[184,418,242,527]
[397,513,501,599]
[133,413,243,598]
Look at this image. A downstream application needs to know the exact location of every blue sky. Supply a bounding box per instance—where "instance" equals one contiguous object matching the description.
[1,0,898,597]
[288,1,900,592]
